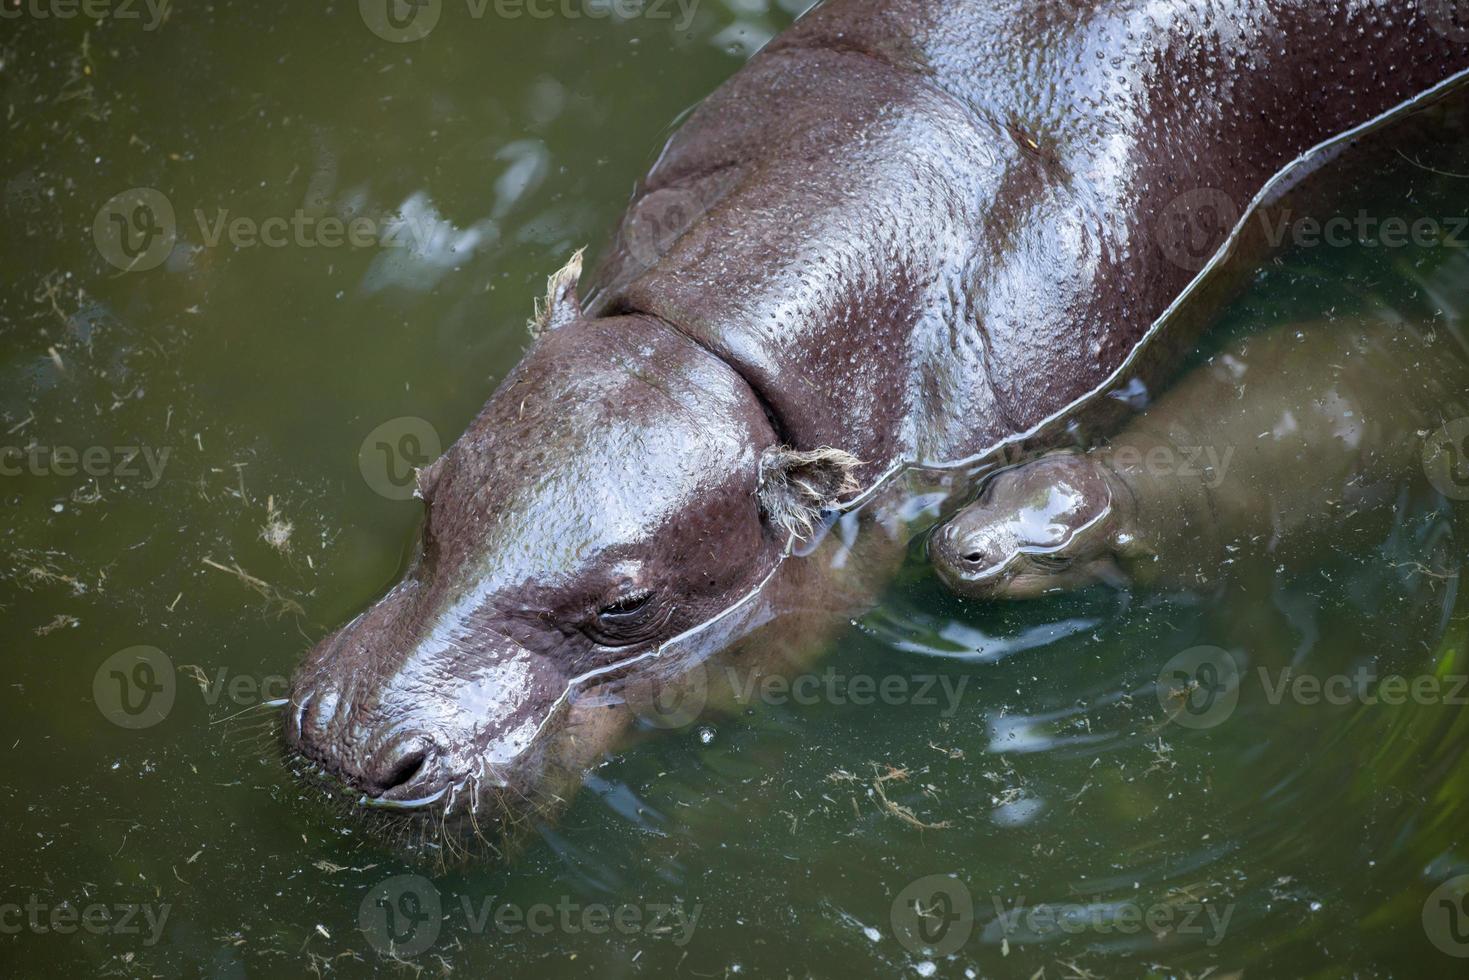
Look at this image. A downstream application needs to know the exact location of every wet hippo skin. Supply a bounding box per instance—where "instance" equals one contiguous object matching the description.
[284,0,1469,850]
[598,0,1469,473]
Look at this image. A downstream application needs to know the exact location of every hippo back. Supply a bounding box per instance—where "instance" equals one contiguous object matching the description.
[591,0,1469,481]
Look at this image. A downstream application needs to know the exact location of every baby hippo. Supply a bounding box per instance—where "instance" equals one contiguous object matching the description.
[929,317,1462,598]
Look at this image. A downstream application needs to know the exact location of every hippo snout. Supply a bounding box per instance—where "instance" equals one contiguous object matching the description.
[285,669,463,805]
[931,517,990,566]
[928,516,1011,589]
[282,599,566,818]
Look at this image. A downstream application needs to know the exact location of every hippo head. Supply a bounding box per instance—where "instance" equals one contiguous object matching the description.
[283,258,858,853]
[929,452,1135,600]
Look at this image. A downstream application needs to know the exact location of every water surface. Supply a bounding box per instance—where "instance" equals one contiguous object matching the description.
[4,3,1469,977]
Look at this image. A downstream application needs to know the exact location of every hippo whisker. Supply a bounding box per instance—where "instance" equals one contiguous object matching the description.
[465,783,505,860]
[223,722,286,761]
[358,783,451,811]
[208,699,285,727]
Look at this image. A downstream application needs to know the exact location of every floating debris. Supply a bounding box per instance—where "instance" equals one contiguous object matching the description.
[202,556,304,618]
[33,613,79,636]
[260,495,294,553]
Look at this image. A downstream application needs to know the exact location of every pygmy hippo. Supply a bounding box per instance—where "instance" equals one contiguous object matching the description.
[283,0,1469,852]
[929,316,1467,598]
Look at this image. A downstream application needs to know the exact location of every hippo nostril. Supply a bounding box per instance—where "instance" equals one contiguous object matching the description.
[380,746,428,792]
[368,734,444,797]
[932,523,983,566]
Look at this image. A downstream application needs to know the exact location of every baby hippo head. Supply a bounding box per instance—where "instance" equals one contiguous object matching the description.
[282,270,857,854]
[929,452,1133,600]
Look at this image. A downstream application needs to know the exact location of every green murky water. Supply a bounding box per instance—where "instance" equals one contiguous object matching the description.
[4,3,1469,977]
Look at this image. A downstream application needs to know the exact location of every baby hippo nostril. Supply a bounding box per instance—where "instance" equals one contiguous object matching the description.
[932,522,982,567]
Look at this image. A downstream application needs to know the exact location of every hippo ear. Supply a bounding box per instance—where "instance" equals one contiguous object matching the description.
[527,247,585,338]
[757,445,863,539]
[414,455,445,502]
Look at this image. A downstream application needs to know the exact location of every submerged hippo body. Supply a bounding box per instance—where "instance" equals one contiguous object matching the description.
[285,0,1469,850]
[929,317,1468,598]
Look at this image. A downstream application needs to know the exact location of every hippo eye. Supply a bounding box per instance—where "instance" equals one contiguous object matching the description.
[599,591,652,619]
[588,590,666,647]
